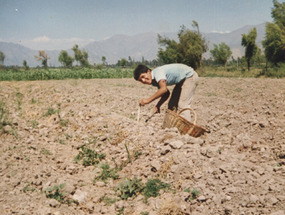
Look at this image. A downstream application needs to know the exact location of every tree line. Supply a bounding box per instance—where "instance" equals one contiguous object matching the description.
[157,0,284,72]
[0,0,284,75]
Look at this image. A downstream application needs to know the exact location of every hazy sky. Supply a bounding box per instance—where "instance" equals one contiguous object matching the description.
[0,0,277,50]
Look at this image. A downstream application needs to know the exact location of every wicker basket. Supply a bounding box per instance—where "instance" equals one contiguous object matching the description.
[162,108,208,137]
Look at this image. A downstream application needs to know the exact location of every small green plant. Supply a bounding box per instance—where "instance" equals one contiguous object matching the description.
[58,139,66,145]
[116,177,144,200]
[23,183,36,193]
[94,163,119,183]
[134,150,142,159]
[44,107,58,117]
[184,188,191,193]
[74,146,105,167]
[141,212,149,215]
[116,207,124,215]
[184,188,200,200]
[143,179,171,200]
[41,148,52,156]
[100,195,118,206]
[29,120,39,128]
[0,101,10,131]
[31,98,39,104]
[191,188,200,199]
[124,143,132,163]
[16,92,23,110]
[59,118,69,127]
[44,183,66,202]
[234,88,242,92]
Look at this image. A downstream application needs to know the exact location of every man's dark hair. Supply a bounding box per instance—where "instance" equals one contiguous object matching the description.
[133,64,150,80]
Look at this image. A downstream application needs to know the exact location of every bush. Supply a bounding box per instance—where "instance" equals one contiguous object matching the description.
[258,63,285,78]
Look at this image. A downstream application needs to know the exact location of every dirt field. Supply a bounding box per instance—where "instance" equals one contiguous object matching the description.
[0,77,285,215]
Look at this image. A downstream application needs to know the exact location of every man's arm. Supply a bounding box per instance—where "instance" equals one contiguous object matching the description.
[155,88,170,112]
[140,79,168,106]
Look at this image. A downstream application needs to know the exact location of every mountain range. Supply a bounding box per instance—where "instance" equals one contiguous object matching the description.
[0,23,266,67]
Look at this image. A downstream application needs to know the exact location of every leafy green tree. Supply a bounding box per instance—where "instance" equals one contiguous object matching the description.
[241,28,258,71]
[58,50,73,67]
[262,0,285,65]
[34,50,49,68]
[158,21,208,70]
[210,42,232,66]
[23,60,29,70]
[120,58,127,67]
[252,47,265,67]
[72,44,89,67]
[0,51,5,65]
[101,56,107,65]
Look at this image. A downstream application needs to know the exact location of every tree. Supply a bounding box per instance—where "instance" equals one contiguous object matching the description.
[0,51,5,65]
[252,47,265,67]
[158,21,208,70]
[101,56,107,65]
[119,58,127,67]
[34,50,49,68]
[23,60,29,70]
[262,0,285,65]
[210,42,232,67]
[72,44,89,67]
[58,50,73,67]
[241,28,258,71]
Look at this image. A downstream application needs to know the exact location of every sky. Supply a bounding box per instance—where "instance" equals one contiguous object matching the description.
[0,0,278,50]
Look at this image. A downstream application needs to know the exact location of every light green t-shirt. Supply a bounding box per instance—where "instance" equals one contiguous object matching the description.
[151,64,194,87]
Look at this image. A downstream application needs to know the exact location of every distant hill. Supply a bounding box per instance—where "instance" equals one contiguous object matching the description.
[0,23,266,67]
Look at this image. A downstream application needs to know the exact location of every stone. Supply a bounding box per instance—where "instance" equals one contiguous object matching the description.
[169,140,184,149]
[161,145,171,155]
[270,211,285,215]
[197,195,207,202]
[151,160,161,172]
[48,199,60,208]
[72,190,87,203]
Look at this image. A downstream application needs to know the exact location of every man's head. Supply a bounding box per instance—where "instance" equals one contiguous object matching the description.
[134,64,152,85]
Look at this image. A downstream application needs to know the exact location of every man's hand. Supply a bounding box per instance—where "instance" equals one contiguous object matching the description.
[139,98,150,106]
[139,79,168,107]
[154,106,160,113]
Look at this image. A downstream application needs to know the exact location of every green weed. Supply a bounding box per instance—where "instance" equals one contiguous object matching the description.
[74,146,105,167]
[116,207,125,215]
[29,120,39,128]
[59,118,69,127]
[23,183,36,193]
[100,196,118,206]
[124,143,132,163]
[41,148,52,156]
[143,179,171,200]
[116,177,144,200]
[94,163,119,183]
[31,98,39,104]
[16,92,23,110]
[0,101,17,138]
[0,101,10,131]
[44,183,66,202]
[116,177,171,202]
[184,188,200,200]
[43,107,59,117]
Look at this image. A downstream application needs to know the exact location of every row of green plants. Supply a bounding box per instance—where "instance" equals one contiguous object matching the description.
[0,67,134,81]
[1,64,284,82]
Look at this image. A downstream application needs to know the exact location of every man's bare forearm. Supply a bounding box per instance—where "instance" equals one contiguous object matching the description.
[156,89,170,111]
